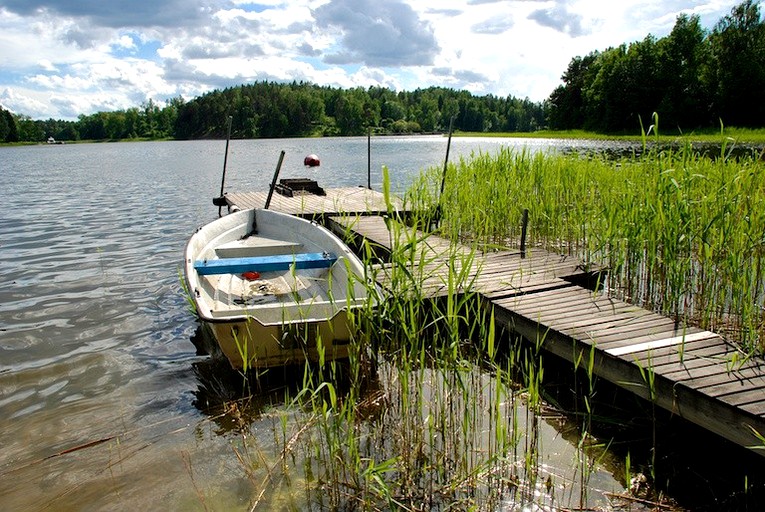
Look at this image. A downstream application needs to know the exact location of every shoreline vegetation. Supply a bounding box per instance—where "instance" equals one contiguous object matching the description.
[429,130,765,355]
[189,141,765,509]
[456,127,765,146]
[4,127,765,147]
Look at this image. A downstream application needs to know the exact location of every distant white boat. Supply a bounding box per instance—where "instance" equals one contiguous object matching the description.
[184,208,371,370]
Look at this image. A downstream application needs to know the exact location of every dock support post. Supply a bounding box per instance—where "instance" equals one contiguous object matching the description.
[433,115,456,229]
[520,208,529,258]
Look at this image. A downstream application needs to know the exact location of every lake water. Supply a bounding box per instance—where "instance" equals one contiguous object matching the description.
[0,136,756,510]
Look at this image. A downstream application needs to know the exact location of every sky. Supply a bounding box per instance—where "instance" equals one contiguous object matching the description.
[0,0,742,120]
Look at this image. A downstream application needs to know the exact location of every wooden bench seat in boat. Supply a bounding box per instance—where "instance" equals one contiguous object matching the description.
[194,252,338,275]
[214,236,303,258]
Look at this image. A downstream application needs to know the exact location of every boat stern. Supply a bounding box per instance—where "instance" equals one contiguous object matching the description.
[207,309,357,370]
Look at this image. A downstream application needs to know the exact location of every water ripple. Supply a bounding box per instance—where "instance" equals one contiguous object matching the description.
[0,139,639,510]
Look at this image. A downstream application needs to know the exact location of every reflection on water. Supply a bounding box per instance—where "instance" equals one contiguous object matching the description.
[185,327,632,510]
[0,138,763,510]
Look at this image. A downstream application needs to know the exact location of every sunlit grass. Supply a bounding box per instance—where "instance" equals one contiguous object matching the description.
[456,127,765,145]
[408,134,765,353]
[192,140,765,509]
[202,167,634,511]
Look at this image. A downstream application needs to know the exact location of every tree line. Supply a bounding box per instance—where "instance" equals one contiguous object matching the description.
[547,0,765,132]
[173,83,544,139]
[0,84,545,143]
[0,1,762,143]
[0,99,183,143]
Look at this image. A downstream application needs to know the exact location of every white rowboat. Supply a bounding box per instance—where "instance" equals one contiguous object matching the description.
[185,208,369,369]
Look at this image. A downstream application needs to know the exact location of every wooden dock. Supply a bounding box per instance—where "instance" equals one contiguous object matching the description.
[224,188,394,217]
[226,187,765,455]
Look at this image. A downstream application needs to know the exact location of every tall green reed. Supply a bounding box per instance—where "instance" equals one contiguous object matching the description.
[233,165,611,510]
[417,138,765,352]
[215,158,693,510]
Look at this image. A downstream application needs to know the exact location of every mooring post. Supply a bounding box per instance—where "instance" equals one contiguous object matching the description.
[434,115,456,229]
[264,150,286,210]
[367,127,372,189]
[520,208,529,258]
[215,115,233,216]
[439,115,455,198]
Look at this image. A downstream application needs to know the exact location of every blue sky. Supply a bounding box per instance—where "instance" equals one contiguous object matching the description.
[0,0,740,120]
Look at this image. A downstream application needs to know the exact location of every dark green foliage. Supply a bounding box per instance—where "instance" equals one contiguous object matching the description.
[172,82,546,139]
[547,54,598,130]
[2,98,183,143]
[708,0,765,127]
[2,80,539,143]
[547,1,765,132]
[657,13,711,128]
[0,106,18,142]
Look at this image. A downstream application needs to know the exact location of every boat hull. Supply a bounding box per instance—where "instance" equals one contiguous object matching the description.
[185,208,369,370]
[205,311,354,369]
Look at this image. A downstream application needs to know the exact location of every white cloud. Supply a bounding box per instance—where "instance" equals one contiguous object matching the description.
[0,0,744,119]
[113,34,136,50]
[0,87,49,117]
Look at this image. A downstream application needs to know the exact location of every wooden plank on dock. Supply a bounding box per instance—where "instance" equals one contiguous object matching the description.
[225,187,399,217]
[489,285,765,453]
[328,214,396,252]
[606,331,717,356]
[329,215,596,300]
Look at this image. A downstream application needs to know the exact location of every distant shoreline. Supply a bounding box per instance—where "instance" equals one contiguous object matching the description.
[4,128,765,147]
[454,128,765,145]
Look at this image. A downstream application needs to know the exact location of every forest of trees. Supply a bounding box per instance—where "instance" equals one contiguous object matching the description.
[1,1,763,143]
[547,0,765,132]
[173,84,544,139]
[0,99,183,143]
[0,85,544,143]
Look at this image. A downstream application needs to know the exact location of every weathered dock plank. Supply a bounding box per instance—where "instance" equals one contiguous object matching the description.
[225,187,397,217]
[329,215,595,300]
[489,285,765,453]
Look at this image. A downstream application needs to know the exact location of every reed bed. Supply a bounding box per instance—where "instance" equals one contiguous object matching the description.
[407,138,765,353]
[200,146,765,508]
[214,186,633,510]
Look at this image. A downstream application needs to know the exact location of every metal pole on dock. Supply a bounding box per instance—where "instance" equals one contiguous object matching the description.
[367,127,372,190]
[264,150,286,210]
[214,116,233,216]
[434,115,456,229]
[439,115,455,198]
[520,208,529,258]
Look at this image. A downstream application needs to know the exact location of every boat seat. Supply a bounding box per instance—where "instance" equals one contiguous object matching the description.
[194,252,338,275]
[214,236,303,258]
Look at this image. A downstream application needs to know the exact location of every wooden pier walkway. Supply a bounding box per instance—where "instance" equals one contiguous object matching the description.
[224,188,394,217]
[225,187,765,455]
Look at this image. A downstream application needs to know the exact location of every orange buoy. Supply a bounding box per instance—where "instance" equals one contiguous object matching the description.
[304,154,320,167]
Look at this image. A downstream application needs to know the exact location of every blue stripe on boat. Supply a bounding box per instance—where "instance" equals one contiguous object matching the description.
[194,252,337,275]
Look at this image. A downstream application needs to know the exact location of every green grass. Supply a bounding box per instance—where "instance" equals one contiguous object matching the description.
[455,127,765,145]
[212,172,630,510]
[410,135,765,353]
